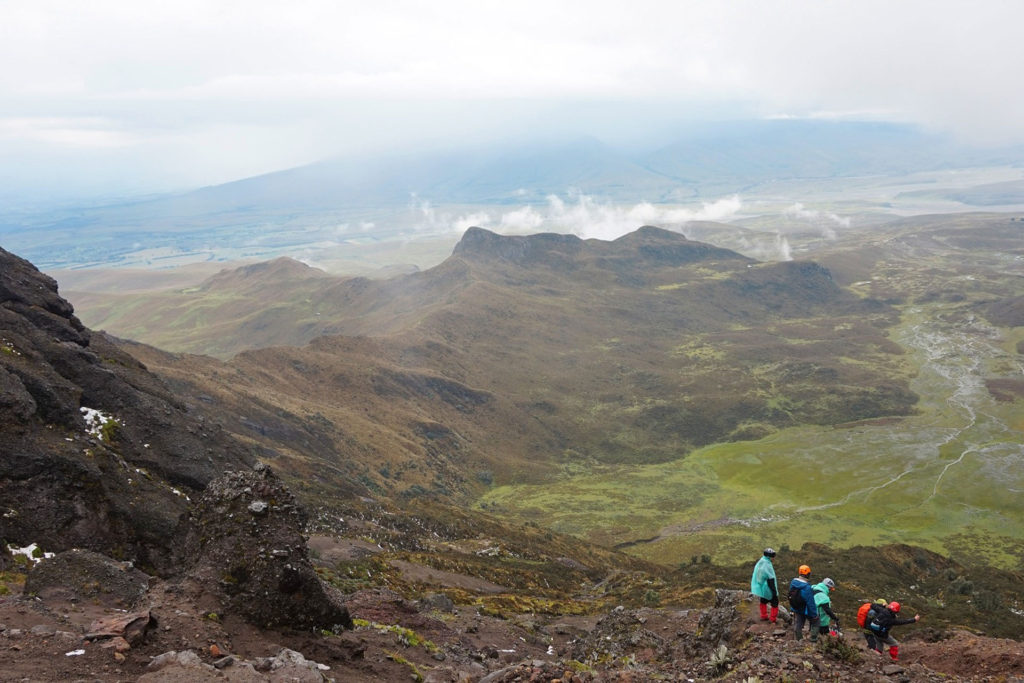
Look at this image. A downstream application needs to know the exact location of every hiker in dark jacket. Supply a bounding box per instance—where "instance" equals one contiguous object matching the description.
[788,564,819,641]
[868,601,921,661]
[862,598,887,651]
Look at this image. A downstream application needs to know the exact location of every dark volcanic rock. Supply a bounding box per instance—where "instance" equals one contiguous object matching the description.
[568,606,665,661]
[184,464,352,631]
[0,245,254,575]
[25,549,150,607]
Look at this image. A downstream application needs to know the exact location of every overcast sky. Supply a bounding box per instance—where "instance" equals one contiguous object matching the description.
[3,0,1023,200]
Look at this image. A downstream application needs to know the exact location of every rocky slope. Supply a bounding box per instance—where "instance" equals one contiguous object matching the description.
[0,246,255,574]
[2,519,1023,682]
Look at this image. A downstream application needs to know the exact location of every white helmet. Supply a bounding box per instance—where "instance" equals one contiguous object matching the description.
[823,577,835,589]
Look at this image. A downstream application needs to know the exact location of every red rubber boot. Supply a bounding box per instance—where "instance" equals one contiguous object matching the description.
[769,606,779,623]
[759,603,769,621]
[889,645,899,661]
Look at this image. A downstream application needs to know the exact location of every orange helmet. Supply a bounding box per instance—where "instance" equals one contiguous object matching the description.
[798,564,811,576]
[888,601,901,612]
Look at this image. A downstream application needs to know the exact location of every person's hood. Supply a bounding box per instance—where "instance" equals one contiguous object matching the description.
[812,582,829,593]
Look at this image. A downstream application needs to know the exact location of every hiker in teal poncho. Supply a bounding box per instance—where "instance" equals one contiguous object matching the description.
[749,547,779,623]
[812,577,840,636]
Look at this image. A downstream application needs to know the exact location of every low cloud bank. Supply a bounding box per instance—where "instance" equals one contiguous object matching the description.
[784,202,850,239]
[413,193,744,241]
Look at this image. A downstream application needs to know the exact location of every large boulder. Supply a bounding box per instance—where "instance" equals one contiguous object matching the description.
[184,464,352,631]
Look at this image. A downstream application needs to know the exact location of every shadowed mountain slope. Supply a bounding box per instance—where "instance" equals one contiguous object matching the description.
[0,247,255,574]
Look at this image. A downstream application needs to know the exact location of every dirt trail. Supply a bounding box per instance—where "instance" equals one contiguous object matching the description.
[2,571,1023,682]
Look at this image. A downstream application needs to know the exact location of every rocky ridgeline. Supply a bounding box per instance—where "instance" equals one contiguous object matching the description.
[0,245,253,574]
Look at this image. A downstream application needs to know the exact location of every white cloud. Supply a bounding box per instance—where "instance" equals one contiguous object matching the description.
[499,206,545,232]
[415,193,743,242]
[4,1,1024,195]
[453,212,493,234]
[0,117,136,148]
[732,233,792,262]
[543,194,743,241]
[784,202,850,239]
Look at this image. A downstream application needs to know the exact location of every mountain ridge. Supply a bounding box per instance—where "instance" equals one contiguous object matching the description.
[101,226,915,510]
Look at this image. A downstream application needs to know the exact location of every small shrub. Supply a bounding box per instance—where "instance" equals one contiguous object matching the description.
[99,418,120,443]
[973,590,1001,611]
[707,644,731,673]
[817,634,861,663]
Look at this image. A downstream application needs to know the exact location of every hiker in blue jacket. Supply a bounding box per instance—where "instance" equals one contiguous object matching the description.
[750,547,779,623]
[788,564,819,641]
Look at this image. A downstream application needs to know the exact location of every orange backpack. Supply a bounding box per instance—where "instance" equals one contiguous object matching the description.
[856,602,873,628]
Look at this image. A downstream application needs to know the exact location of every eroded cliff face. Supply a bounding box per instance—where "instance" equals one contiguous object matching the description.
[0,246,254,575]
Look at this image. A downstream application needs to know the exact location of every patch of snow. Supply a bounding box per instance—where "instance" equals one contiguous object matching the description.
[8,542,54,565]
[1,338,21,356]
[80,406,118,441]
[65,649,85,656]
[1011,607,1024,617]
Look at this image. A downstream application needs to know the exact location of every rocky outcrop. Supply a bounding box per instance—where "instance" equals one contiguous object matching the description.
[0,246,254,575]
[184,464,352,631]
[25,549,150,607]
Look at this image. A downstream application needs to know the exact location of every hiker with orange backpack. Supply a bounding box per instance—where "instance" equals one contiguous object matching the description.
[750,548,779,623]
[787,564,819,641]
[857,598,888,651]
[867,601,921,661]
